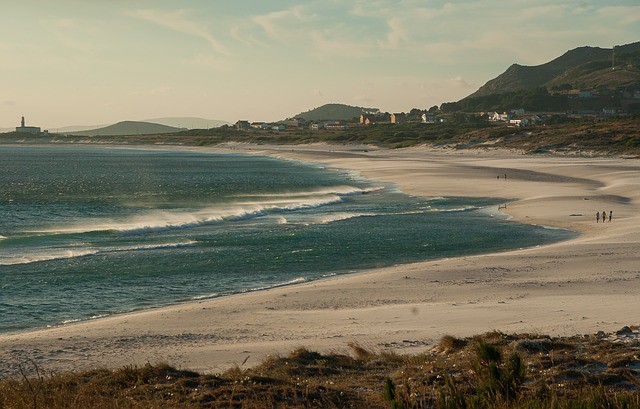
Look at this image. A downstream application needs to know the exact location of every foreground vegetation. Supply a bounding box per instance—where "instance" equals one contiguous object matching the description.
[2,330,639,408]
[2,116,639,156]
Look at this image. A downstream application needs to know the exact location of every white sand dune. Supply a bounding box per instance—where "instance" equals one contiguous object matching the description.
[1,144,639,376]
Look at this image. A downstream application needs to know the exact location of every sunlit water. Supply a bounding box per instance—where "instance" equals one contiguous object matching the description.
[0,146,576,333]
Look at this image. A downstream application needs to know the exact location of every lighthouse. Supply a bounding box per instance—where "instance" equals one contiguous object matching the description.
[16,116,42,135]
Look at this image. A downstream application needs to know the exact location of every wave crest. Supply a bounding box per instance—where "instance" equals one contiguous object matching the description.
[0,240,198,266]
[28,193,348,236]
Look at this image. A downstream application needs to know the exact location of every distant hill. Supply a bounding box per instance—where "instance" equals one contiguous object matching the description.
[65,121,184,136]
[467,41,640,99]
[55,124,110,133]
[46,118,228,134]
[293,103,380,121]
[144,117,229,129]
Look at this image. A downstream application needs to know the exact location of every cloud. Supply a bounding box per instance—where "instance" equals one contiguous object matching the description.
[251,5,310,43]
[127,9,231,56]
[378,18,409,50]
[449,76,476,89]
[229,25,268,48]
[596,5,640,25]
[128,86,173,97]
[353,94,374,104]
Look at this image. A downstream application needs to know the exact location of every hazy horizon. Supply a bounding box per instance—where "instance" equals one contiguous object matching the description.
[1,1,638,129]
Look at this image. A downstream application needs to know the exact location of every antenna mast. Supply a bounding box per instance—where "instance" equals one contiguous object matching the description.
[612,45,615,70]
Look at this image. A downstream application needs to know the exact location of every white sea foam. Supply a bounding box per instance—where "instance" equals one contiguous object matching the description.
[0,249,100,266]
[533,224,566,231]
[362,186,386,194]
[391,210,427,216]
[290,248,314,254]
[30,195,347,236]
[255,195,344,211]
[234,185,383,199]
[111,240,199,252]
[189,277,309,301]
[191,293,219,301]
[0,240,198,266]
[431,206,480,212]
[314,212,375,224]
[247,277,308,292]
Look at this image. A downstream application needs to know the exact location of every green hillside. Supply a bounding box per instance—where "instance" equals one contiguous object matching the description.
[294,103,379,121]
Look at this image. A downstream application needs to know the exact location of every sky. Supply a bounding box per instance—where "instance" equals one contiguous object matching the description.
[1,0,638,129]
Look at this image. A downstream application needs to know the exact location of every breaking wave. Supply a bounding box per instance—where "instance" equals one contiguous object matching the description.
[0,249,100,266]
[28,195,349,236]
[0,240,198,266]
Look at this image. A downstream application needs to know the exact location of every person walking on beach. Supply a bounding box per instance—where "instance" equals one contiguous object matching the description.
[602,211,606,224]
[609,210,613,222]
[596,211,600,223]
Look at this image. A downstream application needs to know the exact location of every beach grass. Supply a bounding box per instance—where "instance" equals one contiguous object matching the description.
[2,331,639,408]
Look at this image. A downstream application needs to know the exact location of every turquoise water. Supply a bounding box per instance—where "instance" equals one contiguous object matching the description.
[0,146,576,333]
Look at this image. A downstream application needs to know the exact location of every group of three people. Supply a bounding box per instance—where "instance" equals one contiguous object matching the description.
[596,210,612,223]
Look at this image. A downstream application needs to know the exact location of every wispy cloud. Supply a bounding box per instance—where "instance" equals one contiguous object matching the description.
[251,5,311,43]
[229,25,268,48]
[127,9,231,56]
[378,18,409,50]
[596,5,640,25]
[449,76,476,89]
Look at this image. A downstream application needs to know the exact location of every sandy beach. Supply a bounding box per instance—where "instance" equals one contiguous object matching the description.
[1,144,639,377]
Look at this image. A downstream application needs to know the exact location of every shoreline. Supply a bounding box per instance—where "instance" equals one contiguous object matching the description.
[1,144,639,376]
[0,143,573,335]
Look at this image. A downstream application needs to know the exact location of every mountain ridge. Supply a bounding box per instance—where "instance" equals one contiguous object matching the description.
[466,41,640,99]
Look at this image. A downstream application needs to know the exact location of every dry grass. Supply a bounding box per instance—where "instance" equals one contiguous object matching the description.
[459,117,640,156]
[435,335,468,353]
[2,332,640,408]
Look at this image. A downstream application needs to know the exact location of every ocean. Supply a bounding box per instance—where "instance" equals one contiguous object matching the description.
[0,146,576,333]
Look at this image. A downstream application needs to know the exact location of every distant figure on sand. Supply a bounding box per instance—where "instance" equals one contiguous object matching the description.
[609,210,613,222]
[602,211,606,224]
[596,211,600,223]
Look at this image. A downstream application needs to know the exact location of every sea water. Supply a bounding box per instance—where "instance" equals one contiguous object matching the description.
[0,146,576,333]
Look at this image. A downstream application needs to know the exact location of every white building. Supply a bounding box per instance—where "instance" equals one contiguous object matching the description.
[489,112,511,122]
